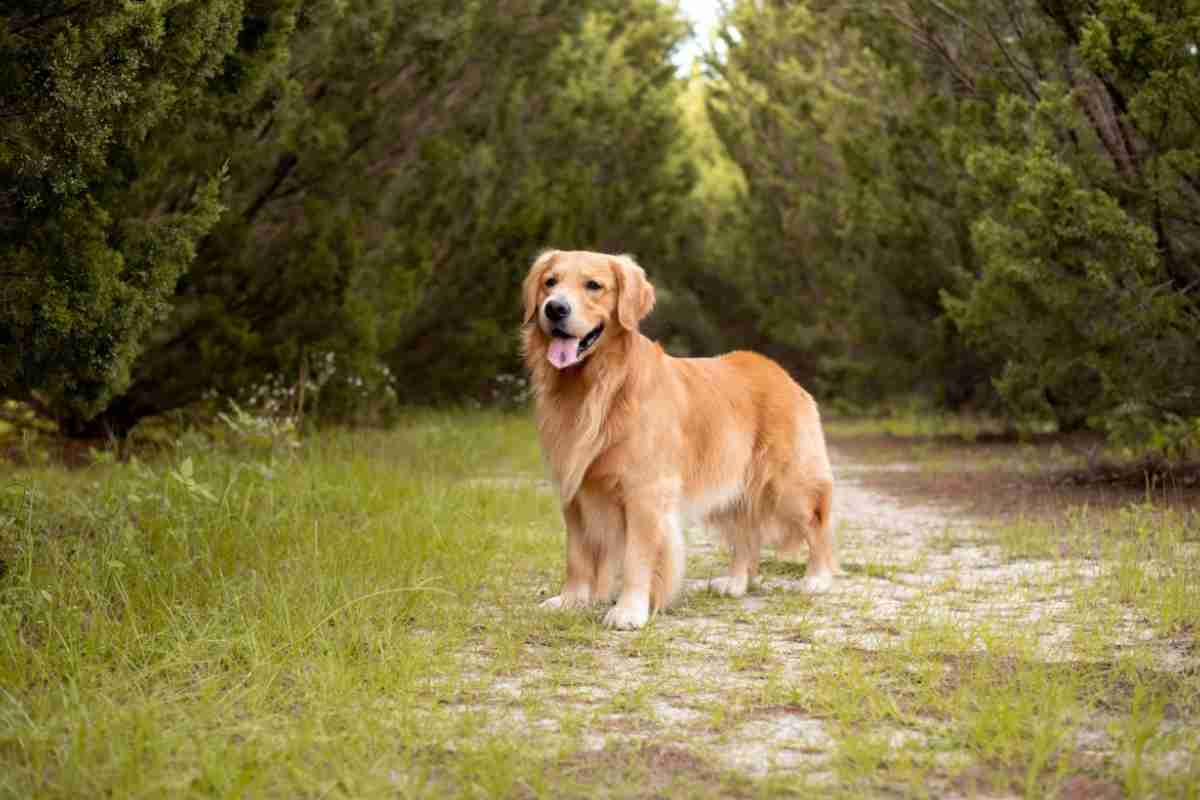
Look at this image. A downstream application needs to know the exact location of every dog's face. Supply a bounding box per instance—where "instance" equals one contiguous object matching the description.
[523,250,655,369]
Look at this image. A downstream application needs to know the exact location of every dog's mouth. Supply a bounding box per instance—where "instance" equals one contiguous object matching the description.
[547,323,605,369]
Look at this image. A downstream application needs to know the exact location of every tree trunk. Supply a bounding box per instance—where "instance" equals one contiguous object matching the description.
[58,402,141,441]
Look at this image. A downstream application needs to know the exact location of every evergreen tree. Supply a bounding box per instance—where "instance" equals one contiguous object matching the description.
[0,1,241,433]
[383,0,694,401]
[705,1,993,405]
[5,1,659,432]
[945,0,1200,435]
[704,0,1200,440]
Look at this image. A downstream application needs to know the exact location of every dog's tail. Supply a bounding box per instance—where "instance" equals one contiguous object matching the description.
[650,517,687,612]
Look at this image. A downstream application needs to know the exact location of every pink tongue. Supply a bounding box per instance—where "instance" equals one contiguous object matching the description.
[547,337,581,369]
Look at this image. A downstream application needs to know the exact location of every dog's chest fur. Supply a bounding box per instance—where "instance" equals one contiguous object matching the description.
[525,331,645,504]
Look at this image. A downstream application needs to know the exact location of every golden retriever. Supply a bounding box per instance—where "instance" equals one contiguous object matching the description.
[522,250,834,629]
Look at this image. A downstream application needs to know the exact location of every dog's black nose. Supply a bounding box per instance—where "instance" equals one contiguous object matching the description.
[544,298,571,322]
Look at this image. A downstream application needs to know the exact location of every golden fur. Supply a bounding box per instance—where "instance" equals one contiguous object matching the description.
[523,250,835,629]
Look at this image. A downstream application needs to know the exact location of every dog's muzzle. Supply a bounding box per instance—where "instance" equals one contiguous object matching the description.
[545,322,604,370]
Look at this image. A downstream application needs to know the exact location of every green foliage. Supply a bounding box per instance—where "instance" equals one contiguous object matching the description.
[86,0,517,430]
[5,0,1198,447]
[383,0,694,401]
[678,73,745,215]
[948,88,1189,429]
[705,1,995,405]
[0,1,240,429]
[702,0,1200,445]
[2,1,695,428]
[942,0,1200,437]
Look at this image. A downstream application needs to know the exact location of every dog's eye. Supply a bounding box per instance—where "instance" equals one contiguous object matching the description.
[586,280,603,291]
[545,277,558,288]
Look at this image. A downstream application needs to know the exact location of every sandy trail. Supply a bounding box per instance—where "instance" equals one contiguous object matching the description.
[455,447,1194,791]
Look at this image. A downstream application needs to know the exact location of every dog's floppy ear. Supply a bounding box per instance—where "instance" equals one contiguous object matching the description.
[613,255,655,331]
[523,250,558,324]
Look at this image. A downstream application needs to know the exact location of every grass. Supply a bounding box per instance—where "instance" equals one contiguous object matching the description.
[993,504,1200,637]
[1,410,1198,797]
[824,409,1013,441]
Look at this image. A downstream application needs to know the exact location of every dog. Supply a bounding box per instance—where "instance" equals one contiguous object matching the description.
[522,250,835,629]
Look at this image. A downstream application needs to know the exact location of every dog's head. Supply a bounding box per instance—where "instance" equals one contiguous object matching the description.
[522,250,655,370]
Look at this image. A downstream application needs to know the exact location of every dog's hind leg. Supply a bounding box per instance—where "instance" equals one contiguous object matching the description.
[650,510,686,612]
[774,477,835,593]
[708,508,761,597]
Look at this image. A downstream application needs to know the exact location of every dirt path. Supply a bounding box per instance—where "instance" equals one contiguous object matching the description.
[460,447,1196,795]
[649,449,1012,779]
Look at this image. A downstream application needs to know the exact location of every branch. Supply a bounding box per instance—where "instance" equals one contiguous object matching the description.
[983,15,1040,101]
[1003,0,1048,83]
[243,153,298,223]
[1073,77,1139,179]
[882,7,977,95]
[8,2,90,35]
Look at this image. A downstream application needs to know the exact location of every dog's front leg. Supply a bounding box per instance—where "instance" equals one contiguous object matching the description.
[541,500,598,609]
[603,495,667,630]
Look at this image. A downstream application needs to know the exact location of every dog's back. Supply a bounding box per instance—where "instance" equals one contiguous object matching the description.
[667,350,831,498]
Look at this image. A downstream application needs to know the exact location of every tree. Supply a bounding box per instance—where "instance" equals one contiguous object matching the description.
[382,0,695,402]
[703,0,1200,441]
[0,1,240,433]
[6,1,630,434]
[936,0,1200,434]
[704,0,995,405]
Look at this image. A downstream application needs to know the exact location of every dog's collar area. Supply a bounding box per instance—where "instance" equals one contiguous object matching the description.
[578,323,604,353]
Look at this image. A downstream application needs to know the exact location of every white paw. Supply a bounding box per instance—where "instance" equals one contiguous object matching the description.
[801,572,834,594]
[602,604,650,630]
[709,576,748,597]
[540,590,592,610]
